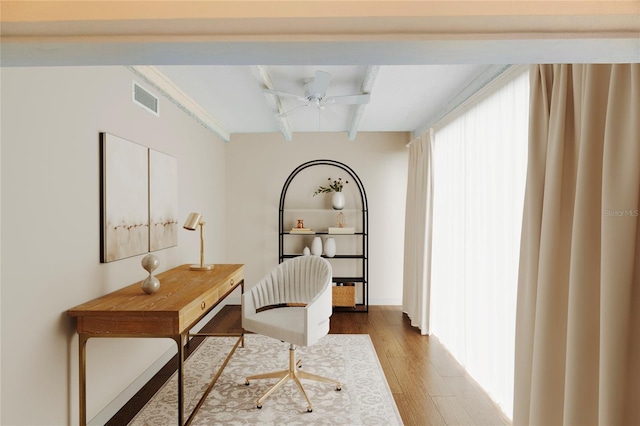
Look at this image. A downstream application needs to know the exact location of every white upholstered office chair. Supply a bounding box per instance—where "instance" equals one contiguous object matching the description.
[242,255,341,412]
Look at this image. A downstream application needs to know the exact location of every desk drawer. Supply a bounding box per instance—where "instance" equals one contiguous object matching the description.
[78,315,176,336]
[221,269,243,297]
[180,269,243,331]
[182,288,220,330]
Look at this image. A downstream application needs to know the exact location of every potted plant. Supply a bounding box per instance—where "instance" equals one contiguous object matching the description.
[313,177,348,210]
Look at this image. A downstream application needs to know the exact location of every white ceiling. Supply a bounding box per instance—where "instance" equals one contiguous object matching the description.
[3,1,638,142]
[153,64,489,138]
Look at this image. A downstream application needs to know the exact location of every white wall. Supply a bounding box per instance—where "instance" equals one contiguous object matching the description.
[0,68,409,425]
[0,67,227,424]
[225,132,409,304]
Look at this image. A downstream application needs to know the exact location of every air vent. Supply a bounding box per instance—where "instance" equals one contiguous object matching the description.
[132,81,159,116]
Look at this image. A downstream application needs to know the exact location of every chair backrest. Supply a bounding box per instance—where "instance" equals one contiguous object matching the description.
[248,256,332,311]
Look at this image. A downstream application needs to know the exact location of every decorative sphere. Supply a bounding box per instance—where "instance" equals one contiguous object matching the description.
[141,276,161,294]
[141,254,160,273]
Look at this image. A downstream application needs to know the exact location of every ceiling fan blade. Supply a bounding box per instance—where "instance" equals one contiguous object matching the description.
[307,70,331,97]
[325,93,371,105]
[279,102,310,117]
[262,88,307,102]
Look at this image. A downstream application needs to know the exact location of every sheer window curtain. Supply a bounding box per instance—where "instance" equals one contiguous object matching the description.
[514,64,640,425]
[402,129,435,335]
[429,69,530,418]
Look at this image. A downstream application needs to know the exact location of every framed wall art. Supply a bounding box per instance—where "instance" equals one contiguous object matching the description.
[100,133,149,262]
[149,149,178,252]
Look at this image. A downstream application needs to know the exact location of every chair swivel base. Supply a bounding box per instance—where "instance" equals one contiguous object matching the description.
[245,343,342,412]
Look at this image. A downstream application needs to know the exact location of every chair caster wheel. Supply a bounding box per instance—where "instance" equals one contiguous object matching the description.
[245,380,250,386]
[307,407,313,413]
[336,385,342,391]
[257,404,262,409]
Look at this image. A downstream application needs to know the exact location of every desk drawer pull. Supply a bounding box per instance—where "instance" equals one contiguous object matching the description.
[230,279,235,286]
[201,301,206,310]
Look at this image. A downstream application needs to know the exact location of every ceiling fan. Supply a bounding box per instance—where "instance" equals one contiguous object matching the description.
[263,70,371,116]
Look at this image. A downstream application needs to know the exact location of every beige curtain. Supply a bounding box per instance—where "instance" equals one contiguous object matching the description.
[402,130,435,335]
[513,64,640,425]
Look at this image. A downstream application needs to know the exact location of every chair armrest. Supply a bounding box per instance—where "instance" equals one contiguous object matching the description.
[304,282,333,345]
[242,291,257,325]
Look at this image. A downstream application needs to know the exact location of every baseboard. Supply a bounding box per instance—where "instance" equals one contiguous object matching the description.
[369,298,402,306]
[88,344,177,425]
[87,300,235,425]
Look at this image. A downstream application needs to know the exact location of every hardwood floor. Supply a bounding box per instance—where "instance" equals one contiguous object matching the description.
[331,306,511,426]
[109,305,511,425]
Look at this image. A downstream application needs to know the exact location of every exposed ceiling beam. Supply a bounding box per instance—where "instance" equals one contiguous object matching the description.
[4,2,638,67]
[127,65,230,142]
[4,1,637,40]
[253,66,293,142]
[348,66,379,140]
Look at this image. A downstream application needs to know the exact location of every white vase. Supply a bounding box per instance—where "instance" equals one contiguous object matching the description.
[311,237,323,256]
[332,192,345,210]
[324,237,336,257]
[303,246,310,256]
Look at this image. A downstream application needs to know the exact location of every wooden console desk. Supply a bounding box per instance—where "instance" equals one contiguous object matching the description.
[68,264,245,426]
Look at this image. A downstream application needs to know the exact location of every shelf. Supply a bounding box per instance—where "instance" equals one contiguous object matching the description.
[279,159,368,313]
[333,277,366,283]
[333,304,368,313]
[282,208,363,212]
[281,254,366,259]
[283,231,364,235]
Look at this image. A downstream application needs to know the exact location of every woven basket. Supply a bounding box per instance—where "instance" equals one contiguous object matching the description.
[332,285,356,308]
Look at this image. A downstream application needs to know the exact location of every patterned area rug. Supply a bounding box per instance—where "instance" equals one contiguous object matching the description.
[130,334,403,425]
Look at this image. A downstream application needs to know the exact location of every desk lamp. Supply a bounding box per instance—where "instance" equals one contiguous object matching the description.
[183,212,214,271]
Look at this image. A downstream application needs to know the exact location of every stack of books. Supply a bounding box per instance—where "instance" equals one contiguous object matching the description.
[290,228,315,234]
[328,227,355,234]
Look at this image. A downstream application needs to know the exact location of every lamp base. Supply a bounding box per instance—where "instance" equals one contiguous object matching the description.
[190,264,214,271]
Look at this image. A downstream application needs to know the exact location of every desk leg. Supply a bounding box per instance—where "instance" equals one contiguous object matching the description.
[174,334,185,425]
[78,334,88,426]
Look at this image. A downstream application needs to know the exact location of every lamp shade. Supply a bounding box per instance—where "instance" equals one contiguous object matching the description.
[183,212,202,231]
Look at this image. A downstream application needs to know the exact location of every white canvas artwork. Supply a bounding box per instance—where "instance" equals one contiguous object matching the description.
[101,133,149,262]
[149,149,178,251]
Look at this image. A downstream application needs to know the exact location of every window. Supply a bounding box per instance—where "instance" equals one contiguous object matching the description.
[429,68,529,418]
